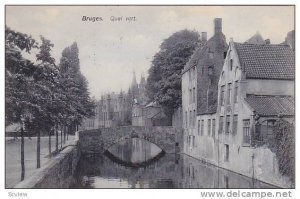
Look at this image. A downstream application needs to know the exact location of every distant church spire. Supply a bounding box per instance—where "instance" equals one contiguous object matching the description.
[131,70,137,88]
[140,72,146,85]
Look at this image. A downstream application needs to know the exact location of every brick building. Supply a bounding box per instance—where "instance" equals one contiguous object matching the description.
[181,18,228,155]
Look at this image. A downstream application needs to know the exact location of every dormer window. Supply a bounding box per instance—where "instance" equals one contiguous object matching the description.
[230,59,233,71]
[209,52,214,59]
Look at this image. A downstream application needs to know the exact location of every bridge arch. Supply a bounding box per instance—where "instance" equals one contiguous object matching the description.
[104,135,166,153]
[78,126,182,154]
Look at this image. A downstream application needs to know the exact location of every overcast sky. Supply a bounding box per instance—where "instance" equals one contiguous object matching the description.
[6,6,294,99]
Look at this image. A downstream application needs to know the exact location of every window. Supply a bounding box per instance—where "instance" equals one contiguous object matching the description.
[208,119,211,136]
[225,144,229,162]
[235,67,238,77]
[233,115,238,135]
[234,81,238,103]
[193,66,196,80]
[208,66,213,76]
[267,120,275,139]
[192,87,195,103]
[220,85,225,106]
[226,115,230,134]
[224,175,229,188]
[243,119,251,144]
[219,116,224,134]
[192,136,195,147]
[193,110,196,127]
[212,119,216,137]
[188,136,193,148]
[198,120,201,135]
[201,120,204,136]
[189,111,192,127]
[230,59,233,71]
[227,83,232,105]
[185,111,188,127]
[209,52,214,59]
[109,112,113,120]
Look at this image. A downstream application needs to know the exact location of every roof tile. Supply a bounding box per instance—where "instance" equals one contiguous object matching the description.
[245,95,294,116]
[234,42,294,79]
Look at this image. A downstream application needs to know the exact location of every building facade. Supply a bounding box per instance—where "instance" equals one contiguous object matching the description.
[182,32,295,187]
[80,72,146,130]
[182,18,228,160]
[215,40,294,187]
[132,101,169,127]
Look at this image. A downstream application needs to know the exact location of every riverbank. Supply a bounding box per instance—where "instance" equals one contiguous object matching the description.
[5,136,75,188]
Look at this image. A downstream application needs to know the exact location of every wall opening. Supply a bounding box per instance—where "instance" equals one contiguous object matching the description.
[225,144,229,162]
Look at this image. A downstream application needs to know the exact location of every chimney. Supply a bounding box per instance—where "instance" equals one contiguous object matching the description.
[201,32,207,42]
[265,39,271,44]
[214,18,222,35]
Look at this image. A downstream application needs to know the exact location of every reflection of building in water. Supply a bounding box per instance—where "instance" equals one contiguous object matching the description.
[72,153,275,188]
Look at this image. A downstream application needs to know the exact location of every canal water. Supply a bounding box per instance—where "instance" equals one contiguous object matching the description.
[70,138,275,188]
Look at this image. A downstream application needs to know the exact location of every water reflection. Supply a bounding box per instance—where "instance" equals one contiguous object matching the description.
[106,138,164,166]
[71,153,276,188]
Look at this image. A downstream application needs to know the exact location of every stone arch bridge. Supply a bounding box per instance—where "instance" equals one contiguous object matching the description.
[78,126,183,154]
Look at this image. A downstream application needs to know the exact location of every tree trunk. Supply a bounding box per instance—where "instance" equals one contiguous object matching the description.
[66,126,69,140]
[21,127,25,181]
[55,126,58,152]
[48,129,52,158]
[37,130,41,168]
[63,126,66,144]
[60,126,63,150]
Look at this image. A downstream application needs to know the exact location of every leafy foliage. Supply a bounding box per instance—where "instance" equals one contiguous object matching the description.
[5,27,39,126]
[146,29,200,116]
[59,42,95,128]
[268,119,295,185]
[6,27,95,131]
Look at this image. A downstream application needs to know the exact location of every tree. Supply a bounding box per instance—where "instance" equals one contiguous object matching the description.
[6,28,95,180]
[146,29,200,117]
[34,35,59,162]
[59,42,95,135]
[5,26,38,180]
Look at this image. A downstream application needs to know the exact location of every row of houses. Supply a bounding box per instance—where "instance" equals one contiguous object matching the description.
[181,18,294,187]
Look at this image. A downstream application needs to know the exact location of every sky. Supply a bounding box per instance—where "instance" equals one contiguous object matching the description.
[6,6,294,99]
